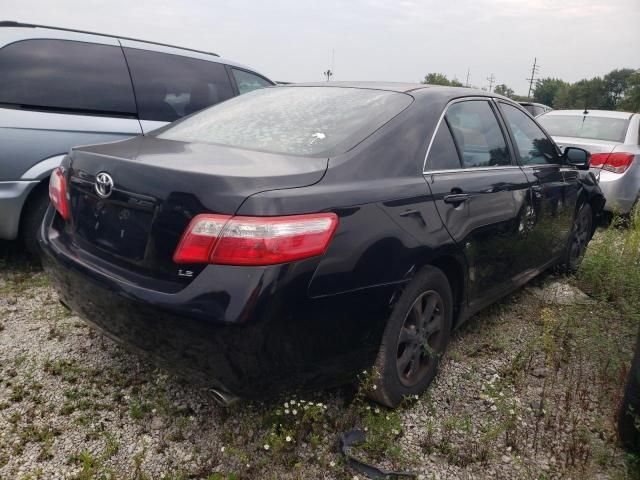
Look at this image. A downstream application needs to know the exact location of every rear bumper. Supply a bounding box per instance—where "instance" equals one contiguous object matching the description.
[0,180,39,239]
[39,207,394,398]
[592,167,639,214]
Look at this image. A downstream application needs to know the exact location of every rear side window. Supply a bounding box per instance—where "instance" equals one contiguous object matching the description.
[157,86,413,156]
[500,103,559,165]
[426,120,461,170]
[445,100,511,168]
[231,68,272,95]
[124,48,235,122]
[0,39,136,115]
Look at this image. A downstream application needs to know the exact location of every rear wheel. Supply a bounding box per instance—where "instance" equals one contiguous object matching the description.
[561,203,592,273]
[20,186,49,260]
[368,266,453,407]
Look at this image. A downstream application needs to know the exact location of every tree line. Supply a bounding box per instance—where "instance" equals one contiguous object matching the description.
[421,68,640,112]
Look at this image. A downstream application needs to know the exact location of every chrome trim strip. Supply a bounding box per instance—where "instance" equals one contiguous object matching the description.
[425,165,523,175]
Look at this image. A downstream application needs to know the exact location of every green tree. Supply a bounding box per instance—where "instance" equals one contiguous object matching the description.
[604,68,636,108]
[422,73,452,86]
[618,70,640,112]
[533,78,568,106]
[494,84,515,98]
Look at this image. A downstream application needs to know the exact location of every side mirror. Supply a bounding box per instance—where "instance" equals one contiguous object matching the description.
[563,147,590,169]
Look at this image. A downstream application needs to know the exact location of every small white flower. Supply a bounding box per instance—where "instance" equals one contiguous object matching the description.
[392,429,399,435]
[286,436,292,442]
[509,409,515,415]
[385,415,389,420]
[220,446,225,452]
[246,464,250,468]
[264,444,270,450]
[330,461,336,467]
[364,427,368,432]
[499,392,504,397]
[490,405,497,411]
[285,409,290,414]
[366,406,371,410]
[414,395,419,400]
[317,402,323,407]
[374,408,380,414]
[372,385,377,390]
[292,409,298,415]
[284,402,289,408]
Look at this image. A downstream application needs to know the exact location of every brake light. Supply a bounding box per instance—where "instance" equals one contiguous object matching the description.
[173,213,339,265]
[49,167,70,221]
[589,153,608,167]
[589,152,634,173]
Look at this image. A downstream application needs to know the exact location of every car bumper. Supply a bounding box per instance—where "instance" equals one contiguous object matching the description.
[39,207,395,399]
[0,180,39,240]
[591,167,639,214]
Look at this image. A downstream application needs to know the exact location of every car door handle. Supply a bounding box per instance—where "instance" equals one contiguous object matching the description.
[443,193,470,204]
[531,185,543,192]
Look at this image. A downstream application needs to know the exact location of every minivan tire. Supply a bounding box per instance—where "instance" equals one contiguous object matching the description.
[21,186,49,259]
[368,266,453,407]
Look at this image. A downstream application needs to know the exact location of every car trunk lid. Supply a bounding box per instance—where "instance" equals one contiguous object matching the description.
[64,136,328,285]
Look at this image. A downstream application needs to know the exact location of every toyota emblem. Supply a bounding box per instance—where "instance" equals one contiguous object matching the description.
[95,172,114,198]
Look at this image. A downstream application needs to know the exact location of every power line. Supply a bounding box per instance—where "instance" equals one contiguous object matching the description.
[526,57,540,99]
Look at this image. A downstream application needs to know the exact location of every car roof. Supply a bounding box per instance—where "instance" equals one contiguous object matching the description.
[542,109,635,119]
[0,20,271,77]
[280,81,492,97]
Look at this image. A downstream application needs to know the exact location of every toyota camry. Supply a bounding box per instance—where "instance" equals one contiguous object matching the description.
[40,83,604,407]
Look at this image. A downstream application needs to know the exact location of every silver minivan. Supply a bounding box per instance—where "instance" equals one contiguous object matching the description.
[0,21,274,254]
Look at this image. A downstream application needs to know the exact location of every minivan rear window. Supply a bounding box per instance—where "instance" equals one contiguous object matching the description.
[156,86,413,156]
[538,114,630,143]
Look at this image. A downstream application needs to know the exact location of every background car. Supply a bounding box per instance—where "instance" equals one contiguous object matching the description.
[518,101,552,117]
[538,109,640,215]
[0,20,274,255]
[40,83,603,407]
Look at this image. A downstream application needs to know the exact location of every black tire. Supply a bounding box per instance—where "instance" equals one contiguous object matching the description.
[368,266,453,407]
[20,185,49,260]
[619,327,640,453]
[561,203,592,273]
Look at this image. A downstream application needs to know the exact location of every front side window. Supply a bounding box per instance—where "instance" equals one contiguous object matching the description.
[500,103,559,165]
[232,68,272,95]
[445,100,511,168]
[0,39,136,115]
[426,119,461,170]
[157,86,413,156]
[124,48,235,122]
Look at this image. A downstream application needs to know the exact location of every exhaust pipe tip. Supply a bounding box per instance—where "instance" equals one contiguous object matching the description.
[209,388,239,407]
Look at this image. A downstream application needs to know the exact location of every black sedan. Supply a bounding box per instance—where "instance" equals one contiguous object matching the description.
[41,83,604,407]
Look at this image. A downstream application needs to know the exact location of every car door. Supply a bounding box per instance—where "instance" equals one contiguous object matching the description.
[497,101,577,264]
[0,38,143,183]
[423,98,532,308]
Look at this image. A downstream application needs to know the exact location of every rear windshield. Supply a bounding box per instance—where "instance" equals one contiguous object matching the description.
[156,86,413,156]
[538,114,629,142]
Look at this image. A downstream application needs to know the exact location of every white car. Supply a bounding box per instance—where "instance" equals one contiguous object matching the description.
[538,109,640,214]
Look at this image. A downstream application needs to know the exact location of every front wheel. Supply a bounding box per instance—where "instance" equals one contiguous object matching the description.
[561,203,592,273]
[368,266,453,407]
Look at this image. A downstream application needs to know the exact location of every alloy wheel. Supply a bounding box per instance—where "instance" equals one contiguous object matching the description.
[396,290,445,387]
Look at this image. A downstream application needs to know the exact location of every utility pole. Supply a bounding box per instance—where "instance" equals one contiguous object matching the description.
[465,67,470,87]
[486,73,495,92]
[526,57,540,99]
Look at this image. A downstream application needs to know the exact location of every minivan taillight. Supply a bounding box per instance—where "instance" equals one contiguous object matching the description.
[590,152,635,173]
[173,213,339,265]
[49,167,70,221]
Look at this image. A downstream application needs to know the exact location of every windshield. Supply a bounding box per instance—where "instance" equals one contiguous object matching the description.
[156,86,413,156]
[538,114,629,143]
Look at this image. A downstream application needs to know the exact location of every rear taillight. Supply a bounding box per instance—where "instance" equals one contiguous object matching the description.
[49,167,70,221]
[589,152,635,173]
[173,213,339,266]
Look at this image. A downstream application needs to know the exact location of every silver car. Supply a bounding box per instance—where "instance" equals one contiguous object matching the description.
[0,21,273,254]
[538,109,640,214]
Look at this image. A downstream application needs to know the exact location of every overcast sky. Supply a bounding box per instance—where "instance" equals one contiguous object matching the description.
[4,0,639,94]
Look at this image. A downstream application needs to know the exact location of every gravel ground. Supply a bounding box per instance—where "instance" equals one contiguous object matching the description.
[0,243,637,480]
